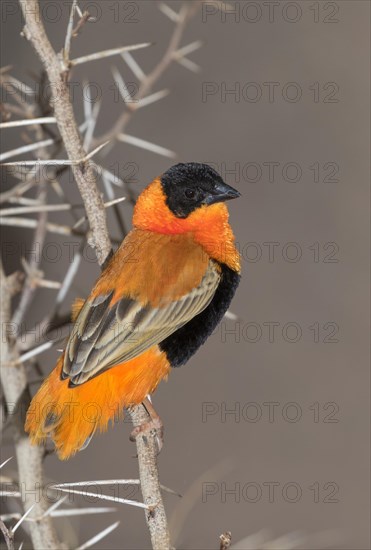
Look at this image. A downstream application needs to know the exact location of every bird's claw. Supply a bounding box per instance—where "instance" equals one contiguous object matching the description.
[129,416,164,454]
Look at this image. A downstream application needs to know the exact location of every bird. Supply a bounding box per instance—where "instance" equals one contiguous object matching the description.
[25,162,241,459]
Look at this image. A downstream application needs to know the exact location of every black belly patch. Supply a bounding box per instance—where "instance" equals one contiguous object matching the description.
[159,264,240,367]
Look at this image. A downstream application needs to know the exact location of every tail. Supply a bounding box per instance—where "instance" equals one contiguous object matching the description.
[25,297,107,459]
[25,356,171,458]
[25,298,170,459]
[25,353,125,460]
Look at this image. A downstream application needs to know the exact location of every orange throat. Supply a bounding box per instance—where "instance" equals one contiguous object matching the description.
[133,178,241,272]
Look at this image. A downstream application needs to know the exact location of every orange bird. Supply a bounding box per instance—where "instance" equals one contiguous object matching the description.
[25,163,241,459]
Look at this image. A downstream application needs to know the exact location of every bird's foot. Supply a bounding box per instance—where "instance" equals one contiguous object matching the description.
[129,398,164,453]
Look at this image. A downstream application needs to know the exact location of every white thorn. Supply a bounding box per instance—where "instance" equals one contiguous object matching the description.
[0,457,13,469]
[176,56,201,73]
[0,138,55,162]
[71,43,151,66]
[136,89,170,109]
[158,2,181,22]
[0,117,57,129]
[12,504,35,533]
[76,521,120,550]
[117,133,175,158]
[121,51,146,81]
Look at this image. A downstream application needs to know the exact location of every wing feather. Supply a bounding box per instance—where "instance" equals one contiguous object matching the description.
[63,260,220,384]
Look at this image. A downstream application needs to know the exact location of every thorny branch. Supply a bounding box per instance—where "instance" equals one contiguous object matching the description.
[0,263,64,549]
[0,1,202,548]
[1,3,344,550]
[93,2,201,148]
[19,0,111,265]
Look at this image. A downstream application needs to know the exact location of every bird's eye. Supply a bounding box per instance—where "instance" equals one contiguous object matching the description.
[184,188,196,199]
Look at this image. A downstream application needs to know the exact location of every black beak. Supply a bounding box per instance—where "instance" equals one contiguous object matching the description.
[204,181,241,205]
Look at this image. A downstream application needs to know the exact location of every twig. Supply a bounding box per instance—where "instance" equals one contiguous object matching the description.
[128,407,170,549]
[72,10,91,38]
[92,1,201,147]
[63,0,78,63]
[220,531,232,550]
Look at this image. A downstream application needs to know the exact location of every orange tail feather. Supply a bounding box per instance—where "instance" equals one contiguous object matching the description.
[25,348,170,460]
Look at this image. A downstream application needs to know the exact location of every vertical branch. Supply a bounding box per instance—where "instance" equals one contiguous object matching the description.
[128,407,170,550]
[0,264,64,549]
[16,1,171,548]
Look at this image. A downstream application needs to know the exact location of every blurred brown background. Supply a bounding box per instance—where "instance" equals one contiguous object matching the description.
[1,1,370,549]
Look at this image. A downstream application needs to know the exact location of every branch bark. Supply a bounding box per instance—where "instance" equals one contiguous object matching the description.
[0,264,64,549]
[128,407,170,550]
[16,1,170,548]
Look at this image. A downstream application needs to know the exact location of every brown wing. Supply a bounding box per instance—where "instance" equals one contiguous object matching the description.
[63,231,220,385]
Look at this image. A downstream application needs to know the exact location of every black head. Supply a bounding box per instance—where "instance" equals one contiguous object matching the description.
[160,162,241,218]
